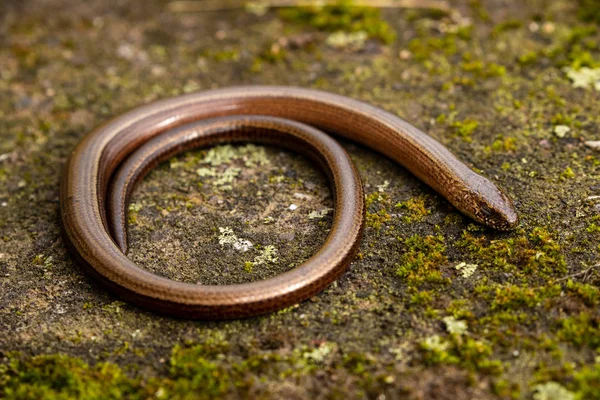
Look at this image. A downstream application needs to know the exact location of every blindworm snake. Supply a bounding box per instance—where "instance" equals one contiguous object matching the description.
[60,86,518,319]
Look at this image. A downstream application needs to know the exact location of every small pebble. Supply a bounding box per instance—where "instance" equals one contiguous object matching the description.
[584,141,600,150]
[293,193,312,200]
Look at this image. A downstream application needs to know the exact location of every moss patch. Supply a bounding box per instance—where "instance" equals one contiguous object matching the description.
[279,0,396,44]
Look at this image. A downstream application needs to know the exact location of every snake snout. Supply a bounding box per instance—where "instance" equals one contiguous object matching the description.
[479,185,518,231]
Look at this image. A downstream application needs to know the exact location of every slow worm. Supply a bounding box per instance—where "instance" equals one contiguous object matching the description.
[60,86,518,319]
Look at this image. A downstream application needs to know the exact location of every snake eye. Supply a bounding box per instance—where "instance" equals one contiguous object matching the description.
[480,205,494,219]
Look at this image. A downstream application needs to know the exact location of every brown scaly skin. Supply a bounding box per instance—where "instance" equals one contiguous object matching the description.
[60,86,518,320]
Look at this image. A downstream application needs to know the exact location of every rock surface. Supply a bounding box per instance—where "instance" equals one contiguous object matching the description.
[1,0,599,398]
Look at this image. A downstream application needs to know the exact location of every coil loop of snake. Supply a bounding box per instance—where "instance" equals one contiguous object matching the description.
[60,86,518,319]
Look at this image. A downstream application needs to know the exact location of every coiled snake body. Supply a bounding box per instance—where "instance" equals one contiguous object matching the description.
[60,86,518,319]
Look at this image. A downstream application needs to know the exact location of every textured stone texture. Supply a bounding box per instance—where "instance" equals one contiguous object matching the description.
[1,0,599,398]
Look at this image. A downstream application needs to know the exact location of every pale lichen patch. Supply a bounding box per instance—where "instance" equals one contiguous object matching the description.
[553,125,571,138]
[326,31,368,51]
[213,167,241,189]
[454,262,477,278]
[253,245,279,265]
[308,208,332,220]
[564,67,600,91]
[422,335,450,352]
[532,382,575,400]
[443,316,468,336]
[217,227,253,252]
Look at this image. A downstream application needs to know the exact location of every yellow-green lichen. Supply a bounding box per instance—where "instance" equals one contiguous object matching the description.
[253,245,279,266]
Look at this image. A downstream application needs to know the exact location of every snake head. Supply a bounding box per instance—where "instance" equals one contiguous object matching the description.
[468,178,518,231]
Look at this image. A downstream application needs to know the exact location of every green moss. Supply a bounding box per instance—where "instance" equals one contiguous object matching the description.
[586,155,600,167]
[486,135,517,153]
[479,309,530,329]
[552,113,575,126]
[566,26,598,47]
[127,203,142,225]
[343,352,374,375]
[409,290,434,306]
[577,0,600,24]
[587,224,600,234]
[572,364,600,399]
[396,235,448,287]
[1,339,404,399]
[365,192,391,229]
[493,379,520,399]
[0,344,235,399]
[408,35,458,60]
[395,195,431,223]
[0,353,140,400]
[449,118,479,142]
[567,49,599,70]
[461,59,506,78]
[456,338,503,375]
[490,284,561,311]
[420,335,503,375]
[469,0,490,21]
[243,261,253,273]
[168,344,231,397]
[457,228,567,278]
[586,222,600,233]
[255,42,287,66]
[364,192,382,208]
[566,280,600,306]
[518,51,539,66]
[561,167,576,179]
[279,0,396,44]
[420,335,456,364]
[366,208,391,230]
[200,48,241,62]
[545,25,599,69]
[446,299,475,320]
[533,362,576,387]
[492,19,523,35]
[557,312,600,349]
[404,6,451,22]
